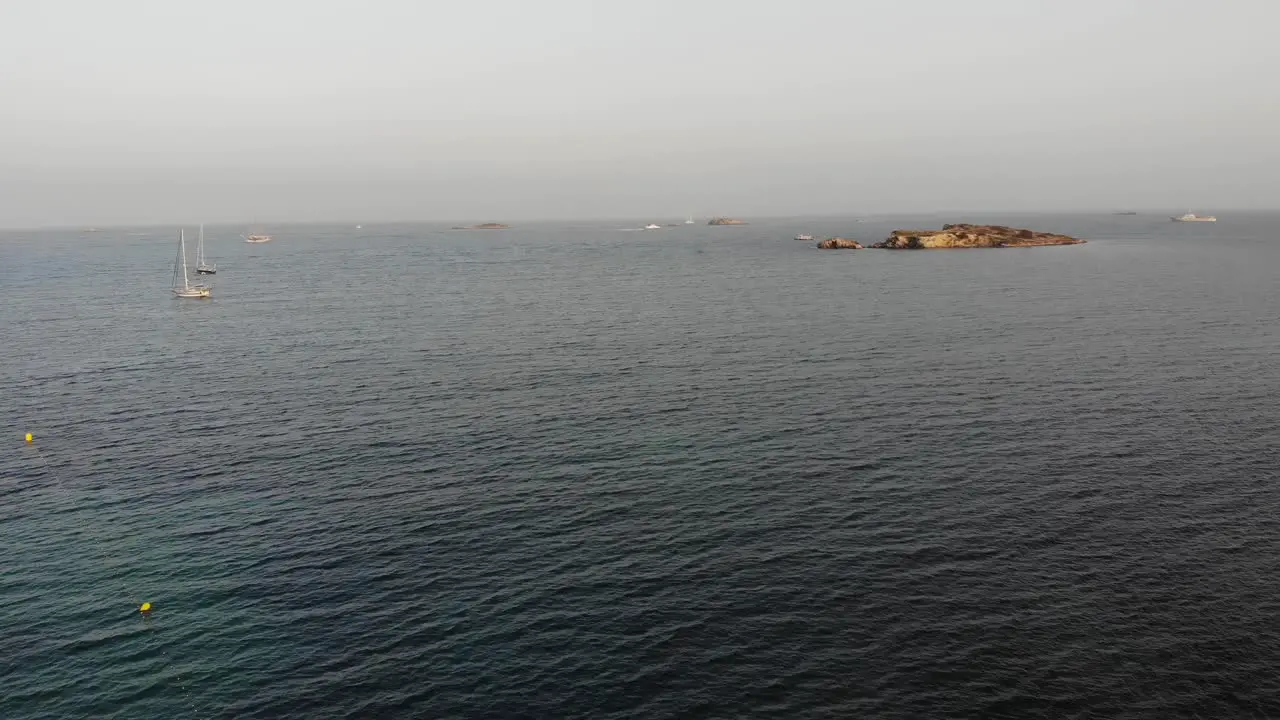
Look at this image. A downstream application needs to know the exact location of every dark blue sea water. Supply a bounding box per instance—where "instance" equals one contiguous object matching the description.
[3,213,1280,719]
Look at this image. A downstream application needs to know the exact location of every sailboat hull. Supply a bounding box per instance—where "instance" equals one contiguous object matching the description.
[172,288,211,298]
[196,268,216,274]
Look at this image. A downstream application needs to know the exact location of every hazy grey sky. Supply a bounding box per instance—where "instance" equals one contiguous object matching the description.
[2,0,1278,227]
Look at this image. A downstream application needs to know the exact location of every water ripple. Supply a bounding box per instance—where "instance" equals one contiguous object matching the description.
[4,216,1280,718]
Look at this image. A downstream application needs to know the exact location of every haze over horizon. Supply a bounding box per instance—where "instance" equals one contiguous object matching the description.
[2,0,1278,229]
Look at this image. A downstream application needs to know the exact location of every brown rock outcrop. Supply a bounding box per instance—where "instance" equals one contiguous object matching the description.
[817,238,864,249]
[871,224,1084,249]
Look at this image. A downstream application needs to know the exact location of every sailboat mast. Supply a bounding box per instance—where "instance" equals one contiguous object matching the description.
[198,224,204,265]
[180,229,191,289]
[172,237,182,290]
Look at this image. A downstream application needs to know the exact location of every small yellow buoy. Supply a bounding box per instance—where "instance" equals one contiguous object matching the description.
[25,433,33,444]
[139,602,152,614]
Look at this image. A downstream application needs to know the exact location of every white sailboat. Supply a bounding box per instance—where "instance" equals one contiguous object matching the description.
[195,224,216,274]
[684,215,695,224]
[172,229,211,299]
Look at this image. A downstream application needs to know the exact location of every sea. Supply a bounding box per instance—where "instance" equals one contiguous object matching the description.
[2,213,1279,719]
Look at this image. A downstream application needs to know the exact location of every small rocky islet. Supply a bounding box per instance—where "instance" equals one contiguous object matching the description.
[817,238,864,249]
[452,223,511,230]
[815,224,1084,250]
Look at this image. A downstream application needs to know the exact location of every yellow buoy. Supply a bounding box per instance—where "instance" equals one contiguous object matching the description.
[25,433,33,444]
[139,602,152,614]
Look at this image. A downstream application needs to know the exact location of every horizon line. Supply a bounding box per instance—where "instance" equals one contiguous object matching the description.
[1,207,1274,233]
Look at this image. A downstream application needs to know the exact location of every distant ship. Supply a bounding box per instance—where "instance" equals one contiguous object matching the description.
[243,233,272,243]
[643,223,661,230]
[794,234,814,241]
[1171,213,1216,222]
[1113,211,1138,216]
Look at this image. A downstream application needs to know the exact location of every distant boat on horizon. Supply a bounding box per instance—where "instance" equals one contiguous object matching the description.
[1113,211,1138,216]
[643,223,662,230]
[1171,212,1216,222]
[684,216,695,224]
[243,231,272,243]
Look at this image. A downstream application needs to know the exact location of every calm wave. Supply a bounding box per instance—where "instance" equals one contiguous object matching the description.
[4,213,1280,718]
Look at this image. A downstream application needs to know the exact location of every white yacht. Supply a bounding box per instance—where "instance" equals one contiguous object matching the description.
[172,230,211,298]
[195,224,216,274]
[1171,212,1216,222]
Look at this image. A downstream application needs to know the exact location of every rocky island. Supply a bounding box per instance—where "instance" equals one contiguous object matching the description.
[707,217,747,225]
[871,224,1083,249]
[817,238,863,249]
[452,223,510,230]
